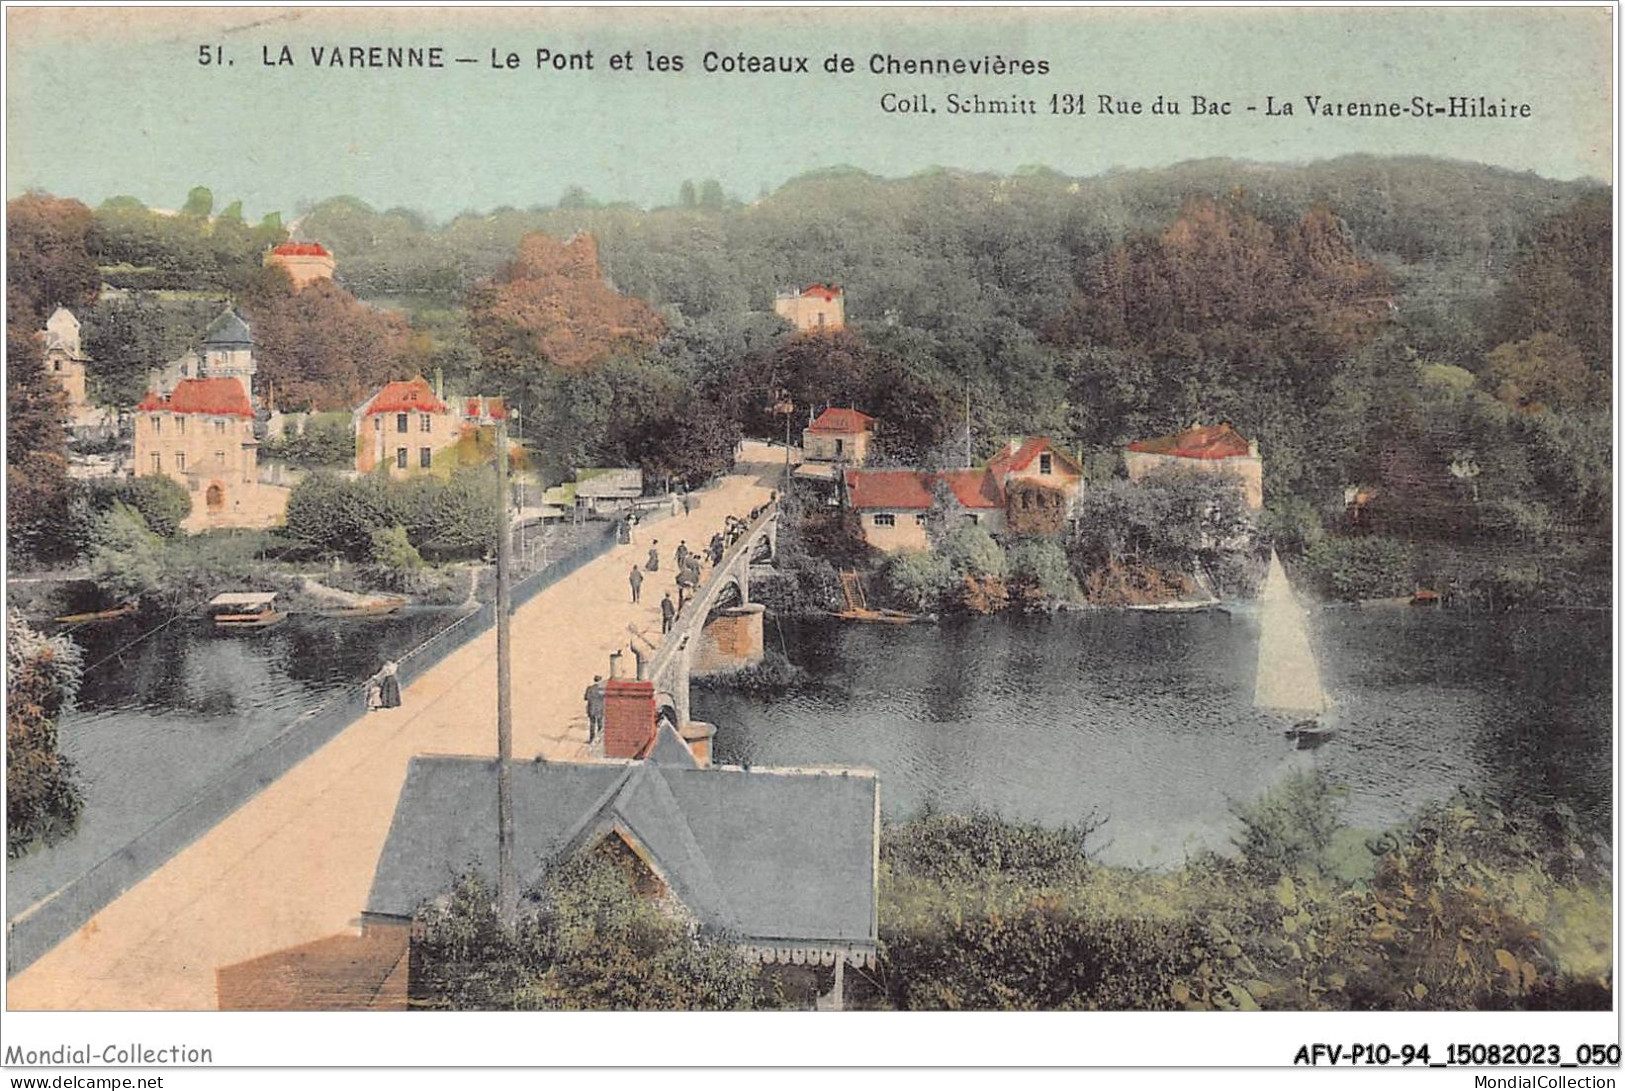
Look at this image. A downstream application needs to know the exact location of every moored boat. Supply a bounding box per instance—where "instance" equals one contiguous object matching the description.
[208,591,285,630]
[53,602,138,624]
[315,596,408,619]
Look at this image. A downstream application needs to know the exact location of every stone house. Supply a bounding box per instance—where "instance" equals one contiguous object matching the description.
[132,307,288,530]
[352,378,509,478]
[774,284,845,333]
[843,468,1005,552]
[1125,422,1264,510]
[802,407,874,465]
[987,436,1087,534]
[265,242,336,290]
[40,307,89,411]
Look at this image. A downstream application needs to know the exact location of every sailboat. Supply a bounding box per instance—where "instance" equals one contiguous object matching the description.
[1254,550,1332,746]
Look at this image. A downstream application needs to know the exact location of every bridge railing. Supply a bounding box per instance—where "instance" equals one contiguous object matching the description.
[647,499,777,687]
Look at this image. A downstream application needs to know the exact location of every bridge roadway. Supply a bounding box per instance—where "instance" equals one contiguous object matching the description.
[6,445,781,1010]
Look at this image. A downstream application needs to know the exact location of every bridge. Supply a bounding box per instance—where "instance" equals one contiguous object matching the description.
[643,499,779,732]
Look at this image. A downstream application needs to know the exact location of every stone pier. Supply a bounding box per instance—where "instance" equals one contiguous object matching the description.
[691,603,766,674]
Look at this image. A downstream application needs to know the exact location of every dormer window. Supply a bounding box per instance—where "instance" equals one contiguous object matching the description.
[1039,453,1053,475]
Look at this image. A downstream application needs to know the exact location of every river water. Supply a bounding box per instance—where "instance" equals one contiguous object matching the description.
[7,608,465,920]
[694,607,1612,869]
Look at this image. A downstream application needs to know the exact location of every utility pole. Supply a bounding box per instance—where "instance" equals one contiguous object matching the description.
[494,418,517,932]
[964,382,972,469]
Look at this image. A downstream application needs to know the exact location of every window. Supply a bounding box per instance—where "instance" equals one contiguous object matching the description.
[374,417,382,432]
[175,452,186,471]
[396,413,408,433]
[915,513,929,525]
[419,447,432,469]
[1039,453,1053,475]
[214,420,225,434]
[420,414,432,432]
[153,416,162,434]
[150,453,161,473]
[834,438,844,457]
[215,450,225,466]
[966,513,980,525]
[396,447,408,470]
[176,416,186,435]
[873,513,896,527]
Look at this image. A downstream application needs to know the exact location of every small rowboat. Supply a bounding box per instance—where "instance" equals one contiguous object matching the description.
[209,591,285,630]
[833,607,922,625]
[316,596,408,619]
[53,602,138,624]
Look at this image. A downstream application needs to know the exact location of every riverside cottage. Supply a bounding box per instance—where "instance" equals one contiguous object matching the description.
[843,467,1006,551]
[352,377,509,477]
[1125,422,1264,510]
[773,283,845,333]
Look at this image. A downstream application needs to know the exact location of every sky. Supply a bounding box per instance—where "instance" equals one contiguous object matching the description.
[6,6,1614,222]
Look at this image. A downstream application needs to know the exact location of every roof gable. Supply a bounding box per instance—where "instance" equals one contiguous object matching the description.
[988,436,1083,478]
[1128,423,1253,460]
[361,378,447,416]
[808,407,874,435]
[365,756,878,949]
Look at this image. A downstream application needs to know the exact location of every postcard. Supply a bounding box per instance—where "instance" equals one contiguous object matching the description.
[2,3,1616,1077]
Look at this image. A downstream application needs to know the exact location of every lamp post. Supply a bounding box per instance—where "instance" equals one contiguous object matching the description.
[494,417,516,932]
[772,391,795,485]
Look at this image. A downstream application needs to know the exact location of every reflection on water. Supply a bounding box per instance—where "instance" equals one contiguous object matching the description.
[7,607,466,918]
[698,608,1611,869]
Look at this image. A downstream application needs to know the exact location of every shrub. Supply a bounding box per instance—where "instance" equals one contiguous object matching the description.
[414,853,769,1010]
[1229,770,1349,879]
[369,524,424,570]
[7,611,84,856]
[1299,535,1414,601]
[876,550,953,612]
[940,524,1007,580]
[83,474,192,538]
[1007,537,1078,604]
[86,503,165,603]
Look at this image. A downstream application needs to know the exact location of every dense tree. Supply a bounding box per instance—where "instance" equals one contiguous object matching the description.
[81,292,222,405]
[1491,190,1612,374]
[7,193,100,320]
[7,611,84,856]
[6,286,76,566]
[239,267,420,410]
[468,232,665,373]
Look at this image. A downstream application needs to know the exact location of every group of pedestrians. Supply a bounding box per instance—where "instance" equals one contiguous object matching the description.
[630,535,715,636]
[586,487,761,747]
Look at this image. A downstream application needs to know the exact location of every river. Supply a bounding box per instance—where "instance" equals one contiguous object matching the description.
[6,607,465,921]
[693,606,1612,869]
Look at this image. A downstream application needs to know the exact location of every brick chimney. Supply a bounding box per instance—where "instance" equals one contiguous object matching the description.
[603,679,657,759]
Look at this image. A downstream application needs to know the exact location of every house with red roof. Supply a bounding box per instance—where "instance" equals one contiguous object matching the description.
[353,377,513,477]
[801,407,874,467]
[1124,422,1263,509]
[843,467,1005,551]
[987,436,1087,533]
[774,283,845,333]
[265,241,336,290]
[131,307,291,530]
[133,377,279,529]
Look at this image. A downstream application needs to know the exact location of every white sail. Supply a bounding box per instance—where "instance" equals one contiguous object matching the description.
[1253,550,1328,718]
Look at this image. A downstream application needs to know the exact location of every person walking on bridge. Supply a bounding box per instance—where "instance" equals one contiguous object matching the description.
[676,540,691,569]
[708,533,724,566]
[646,540,660,572]
[660,591,676,634]
[629,564,644,604]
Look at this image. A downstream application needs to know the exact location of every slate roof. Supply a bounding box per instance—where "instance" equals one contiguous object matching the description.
[1128,423,1253,460]
[136,377,255,417]
[844,468,1004,510]
[365,756,879,951]
[807,407,874,435]
[203,308,253,348]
